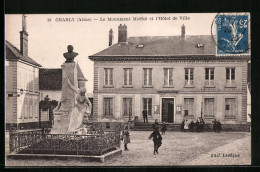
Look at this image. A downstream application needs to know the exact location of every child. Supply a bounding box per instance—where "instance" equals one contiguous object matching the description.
[149,126,162,155]
[161,122,167,135]
[122,125,130,151]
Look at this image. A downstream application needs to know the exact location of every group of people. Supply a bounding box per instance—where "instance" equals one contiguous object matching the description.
[181,117,222,132]
[121,119,164,155]
[181,117,205,132]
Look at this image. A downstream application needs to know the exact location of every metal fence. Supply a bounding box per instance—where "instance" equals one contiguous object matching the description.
[9,128,121,156]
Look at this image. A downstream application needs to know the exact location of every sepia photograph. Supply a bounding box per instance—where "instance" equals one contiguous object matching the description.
[5,13,251,166]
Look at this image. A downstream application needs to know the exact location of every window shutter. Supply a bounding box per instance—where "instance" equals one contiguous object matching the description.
[129,69,132,85]
[110,98,113,116]
[190,69,194,80]
[149,69,152,85]
[205,69,209,80]
[124,69,127,85]
[129,99,132,116]
[169,68,173,86]
[109,69,113,85]
[144,69,147,85]
[211,69,214,80]
[105,69,108,85]
[226,68,230,80]
[231,68,235,80]
[164,69,168,85]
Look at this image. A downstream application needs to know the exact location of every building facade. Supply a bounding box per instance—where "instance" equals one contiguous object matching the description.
[89,24,250,128]
[5,15,42,129]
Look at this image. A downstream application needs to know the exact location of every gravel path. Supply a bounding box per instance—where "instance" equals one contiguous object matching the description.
[5,131,250,166]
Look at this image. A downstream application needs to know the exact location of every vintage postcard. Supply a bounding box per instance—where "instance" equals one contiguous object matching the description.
[5,13,251,166]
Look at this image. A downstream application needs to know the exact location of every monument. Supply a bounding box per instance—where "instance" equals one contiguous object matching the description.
[52,45,91,134]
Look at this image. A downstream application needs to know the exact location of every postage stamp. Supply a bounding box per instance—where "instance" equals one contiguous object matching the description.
[216,13,250,55]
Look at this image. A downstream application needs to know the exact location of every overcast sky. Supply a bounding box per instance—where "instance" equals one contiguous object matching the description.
[5,13,217,93]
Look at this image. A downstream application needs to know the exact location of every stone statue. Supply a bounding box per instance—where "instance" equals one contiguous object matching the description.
[63,45,78,63]
[65,77,92,134]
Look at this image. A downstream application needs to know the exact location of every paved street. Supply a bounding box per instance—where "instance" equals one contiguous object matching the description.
[5,131,250,166]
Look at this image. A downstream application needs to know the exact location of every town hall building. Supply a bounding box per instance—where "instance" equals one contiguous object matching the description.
[89,24,250,130]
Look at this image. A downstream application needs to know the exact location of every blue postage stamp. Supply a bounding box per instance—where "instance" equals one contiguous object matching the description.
[216,14,249,55]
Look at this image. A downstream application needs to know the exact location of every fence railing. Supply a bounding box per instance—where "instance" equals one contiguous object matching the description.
[9,129,121,156]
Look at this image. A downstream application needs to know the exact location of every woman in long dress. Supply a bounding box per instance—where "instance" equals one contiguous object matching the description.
[65,77,92,134]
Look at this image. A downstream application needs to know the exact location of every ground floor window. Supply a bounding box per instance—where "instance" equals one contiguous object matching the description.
[204,98,214,117]
[103,98,113,116]
[24,98,28,119]
[225,98,236,118]
[29,99,33,118]
[184,98,194,116]
[143,98,152,116]
[123,98,132,117]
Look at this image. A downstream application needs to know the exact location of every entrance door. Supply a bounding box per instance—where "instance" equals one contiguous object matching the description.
[162,98,174,123]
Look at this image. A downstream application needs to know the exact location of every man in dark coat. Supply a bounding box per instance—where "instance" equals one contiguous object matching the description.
[142,109,148,124]
[216,120,222,133]
[149,126,162,155]
[152,119,159,130]
[161,122,167,135]
[212,119,217,132]
[181,119,185,132]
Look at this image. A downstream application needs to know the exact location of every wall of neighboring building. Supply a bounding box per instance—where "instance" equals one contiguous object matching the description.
[93,59,247,124]
[5,60,15,124]
[16,61,40,127]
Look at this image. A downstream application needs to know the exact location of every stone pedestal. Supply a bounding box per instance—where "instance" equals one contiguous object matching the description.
[59,63,78,111]
[51,62,78,134]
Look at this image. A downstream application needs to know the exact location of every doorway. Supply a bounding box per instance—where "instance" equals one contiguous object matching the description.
[161,98,174,123]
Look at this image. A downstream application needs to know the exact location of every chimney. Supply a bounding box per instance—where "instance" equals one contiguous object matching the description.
[118,24,127,43]
[109,29,113,46]
[20,14,29,56]
[181,24,185,40]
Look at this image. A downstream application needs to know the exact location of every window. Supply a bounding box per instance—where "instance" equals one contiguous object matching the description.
[143,68,152,86]
[205,68,215,86]
[185,68,194,86]
[34,99,39,118]
[104,98,113,116]
[226,68,235,86]
[184,98,194,116]
[164,68,173,87]
[204,98,214,117]
[123,68,132,86]
[104,68,113,86]
[225,98,236,118]
[29,99,33,118]
[123,98,132,117]
[24,99,28,118]
[143,98,152,116]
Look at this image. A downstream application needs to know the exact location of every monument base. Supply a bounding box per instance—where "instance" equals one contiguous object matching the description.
[51,110,70,134]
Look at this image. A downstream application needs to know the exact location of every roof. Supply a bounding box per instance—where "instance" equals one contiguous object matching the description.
[5,40,42,67]
[39,65,87,90]
[90,35,216,57]
[77,64,87,81]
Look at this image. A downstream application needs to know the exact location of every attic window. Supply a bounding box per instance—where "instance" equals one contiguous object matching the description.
[137,44,145,48]
[197,43,204,48]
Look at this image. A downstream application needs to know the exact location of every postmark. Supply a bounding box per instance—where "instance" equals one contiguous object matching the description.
[211,13,250,55]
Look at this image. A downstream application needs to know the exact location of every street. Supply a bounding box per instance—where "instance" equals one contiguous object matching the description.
[5,131,250,166]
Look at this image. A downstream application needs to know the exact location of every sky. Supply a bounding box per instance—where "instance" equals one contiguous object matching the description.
[5,13,217,93]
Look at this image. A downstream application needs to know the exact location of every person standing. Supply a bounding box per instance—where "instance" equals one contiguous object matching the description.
[216,120,222,133]
[161,122,167,135]
[152,119,159,130]
[142,109,148,124]
[149,126,162,155]
[184,119,189,132]
[212,119,217,132]
[181,119,185,132]
[122,125,130,150]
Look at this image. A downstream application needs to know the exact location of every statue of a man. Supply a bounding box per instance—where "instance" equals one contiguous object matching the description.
[63,45,78,63]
